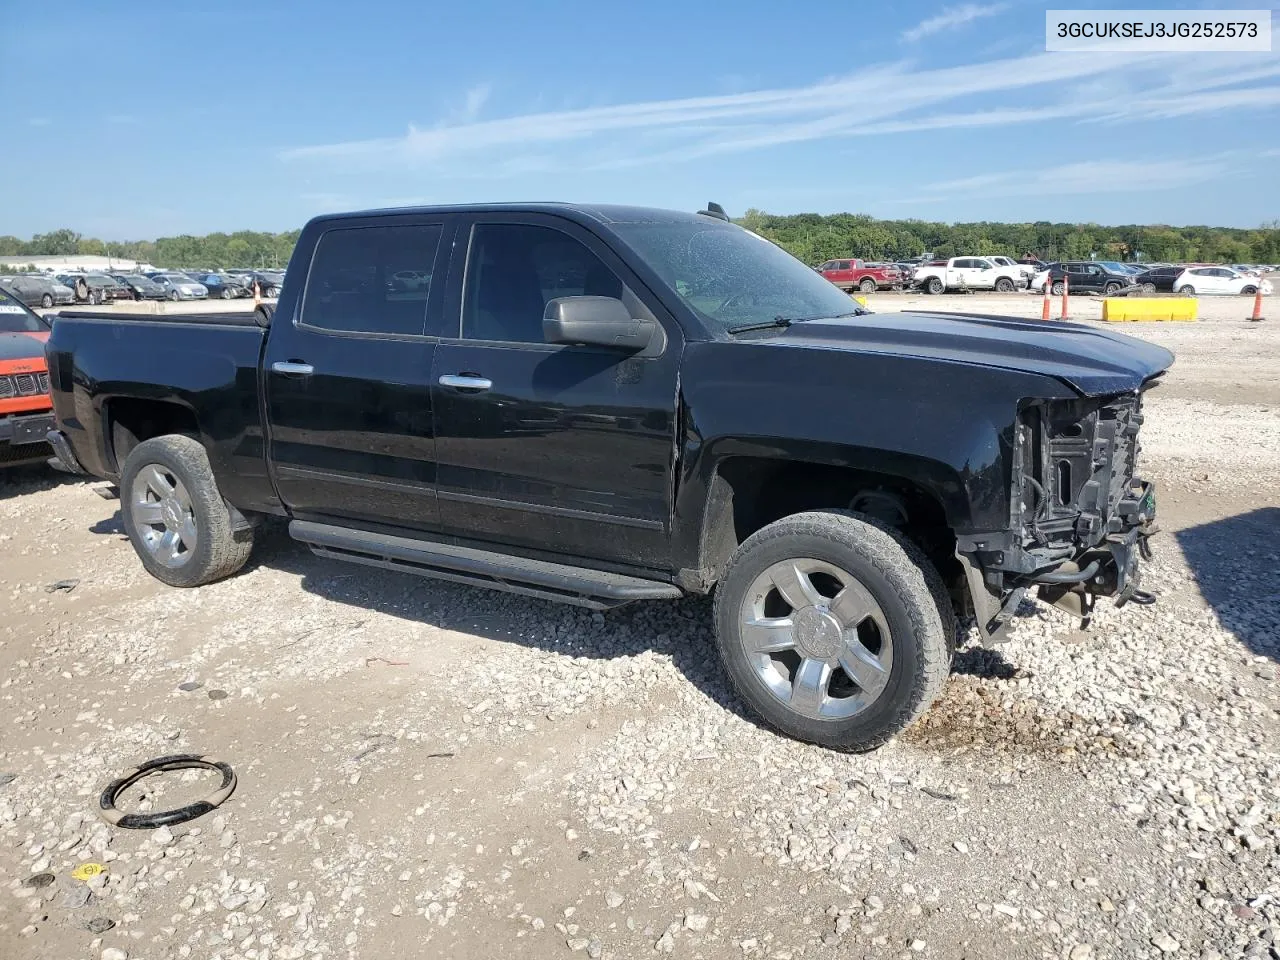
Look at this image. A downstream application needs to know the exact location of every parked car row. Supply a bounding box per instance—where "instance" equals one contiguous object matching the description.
[1,267,287,308]
[1031,262,1273,297]
[812,254,1275,299]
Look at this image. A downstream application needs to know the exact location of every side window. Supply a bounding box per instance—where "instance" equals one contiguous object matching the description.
[301,223,442,336]
[462,223,624,344]
[974,259,992,270]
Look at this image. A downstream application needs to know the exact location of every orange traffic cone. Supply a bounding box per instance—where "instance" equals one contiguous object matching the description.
[253,280,262,306]
[1041,280,1052,321]
[1060,273,1070,321]
[1248,287,1264,322]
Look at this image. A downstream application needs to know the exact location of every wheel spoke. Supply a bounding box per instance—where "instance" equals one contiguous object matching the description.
[133,501,164,526]
[839,641,889,695]
[158,529,182,564]
[172,481,191,510]
[828,580,877,629]
[742,616,795,654]
[790,658,830,715]
[770,562,824,610]
[141,465,174,499]
[178,515,198,551]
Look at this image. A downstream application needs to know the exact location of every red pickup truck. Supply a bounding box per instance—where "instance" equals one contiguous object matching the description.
[816,259,903,294]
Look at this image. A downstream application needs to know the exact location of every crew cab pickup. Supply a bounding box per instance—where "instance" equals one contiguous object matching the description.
[816,258,903,294]
[46,202,1173,751]
[913,257,1026,294]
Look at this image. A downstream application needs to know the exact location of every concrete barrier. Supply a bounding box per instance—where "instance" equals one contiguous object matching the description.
[1101,298,1198,322]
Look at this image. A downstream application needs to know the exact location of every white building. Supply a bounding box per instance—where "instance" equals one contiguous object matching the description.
[0,254,158,274]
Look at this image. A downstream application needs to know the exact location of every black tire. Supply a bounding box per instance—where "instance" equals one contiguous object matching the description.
[994,277,1015,293]
[89,290,102,305]
[169,290,180,302]
[1104,282,1121,296]
[119,435,254,588]
[1051,280,1065,296]
[40,293,53,308]
[1140,282,1156,294]
[1178,285,1195,296]
[926,277,944,295]
[859,277,877,294]
[713,510,954,751]
[1242,285,1257,296]
[221,288,232,299]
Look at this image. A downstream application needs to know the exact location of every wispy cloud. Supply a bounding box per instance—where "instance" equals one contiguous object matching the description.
[901,3,1009,43]
[28,117,51,127]
[459,83,491,122]
[919,157,1231,199]
[105,114,140,125]
[280,50,1280,178]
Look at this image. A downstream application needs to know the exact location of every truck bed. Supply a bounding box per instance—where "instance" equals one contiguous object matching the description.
[44,310,276,512]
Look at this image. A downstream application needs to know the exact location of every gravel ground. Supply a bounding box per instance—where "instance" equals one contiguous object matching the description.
[1,311,1278,960]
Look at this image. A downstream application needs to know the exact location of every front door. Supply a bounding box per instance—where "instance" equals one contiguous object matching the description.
[264,215,453,532]
[430,214,681,570]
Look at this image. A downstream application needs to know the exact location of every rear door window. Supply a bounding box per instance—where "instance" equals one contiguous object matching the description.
[302,223,443,337]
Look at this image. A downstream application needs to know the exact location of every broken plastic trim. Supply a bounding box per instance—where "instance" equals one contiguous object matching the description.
[98,754,236,829]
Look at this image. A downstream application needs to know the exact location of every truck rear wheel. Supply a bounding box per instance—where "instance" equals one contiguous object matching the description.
[120,435,254,587]
[926,277,944,295]
[859,277,877,294]
[712,510,954,751]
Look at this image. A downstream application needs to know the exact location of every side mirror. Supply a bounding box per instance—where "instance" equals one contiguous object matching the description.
[543,296,656,351]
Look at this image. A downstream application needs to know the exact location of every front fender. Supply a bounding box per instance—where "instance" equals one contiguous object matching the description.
[670,340,1077,573]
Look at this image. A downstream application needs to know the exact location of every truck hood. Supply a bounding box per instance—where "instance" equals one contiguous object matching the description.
[764,311,1174,396]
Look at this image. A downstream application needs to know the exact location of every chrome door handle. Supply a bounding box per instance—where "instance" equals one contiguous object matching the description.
[272,361,314,376]
[438,374,492,391]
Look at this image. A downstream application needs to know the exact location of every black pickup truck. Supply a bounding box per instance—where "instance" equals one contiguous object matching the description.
[45,202,1172,751]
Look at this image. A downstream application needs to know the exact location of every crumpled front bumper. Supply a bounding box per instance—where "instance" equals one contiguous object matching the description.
[959,479,1158,644]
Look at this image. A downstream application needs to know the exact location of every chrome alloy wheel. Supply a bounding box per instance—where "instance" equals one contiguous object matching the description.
[739,558,893,720]
[130,464,197,568]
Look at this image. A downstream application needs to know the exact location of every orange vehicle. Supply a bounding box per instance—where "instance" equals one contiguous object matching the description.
[0,286,55,467]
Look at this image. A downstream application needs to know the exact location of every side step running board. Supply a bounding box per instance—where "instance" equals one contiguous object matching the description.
[288,520,683,610]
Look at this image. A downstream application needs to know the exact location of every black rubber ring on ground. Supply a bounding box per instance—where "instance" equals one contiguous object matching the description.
[98,754,236,829]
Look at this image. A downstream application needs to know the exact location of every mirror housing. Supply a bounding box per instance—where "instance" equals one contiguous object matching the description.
[543,296,656,351]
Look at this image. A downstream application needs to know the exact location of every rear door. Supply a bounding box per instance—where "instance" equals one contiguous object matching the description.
[264,214,454,532]
[428,213,682,569]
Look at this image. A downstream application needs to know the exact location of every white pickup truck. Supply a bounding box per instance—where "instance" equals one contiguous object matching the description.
[913,257,1026,294]
[989,256,1038,285]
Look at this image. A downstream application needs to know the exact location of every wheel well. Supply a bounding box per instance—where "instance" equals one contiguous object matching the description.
[106,398,199,473]
[699,457,960,594]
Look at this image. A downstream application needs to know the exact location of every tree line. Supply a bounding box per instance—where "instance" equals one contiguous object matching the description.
[0,228,299,269]
[2,214,1278,272]
[737,210,1280,265]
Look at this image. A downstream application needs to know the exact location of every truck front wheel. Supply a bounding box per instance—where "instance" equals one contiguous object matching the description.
[926,277,944,295]
[994,277,1015,293]
[120,435,254,587]
[712,511,954,751]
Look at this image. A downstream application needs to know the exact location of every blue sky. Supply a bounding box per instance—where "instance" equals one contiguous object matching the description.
[3,0,1279,238]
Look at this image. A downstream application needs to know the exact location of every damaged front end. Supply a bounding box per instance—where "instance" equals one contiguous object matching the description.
[958,379,1161,643]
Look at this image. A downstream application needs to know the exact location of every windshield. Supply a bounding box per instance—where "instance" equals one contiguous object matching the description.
[612,219,861,333]
[0,289,50,332]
